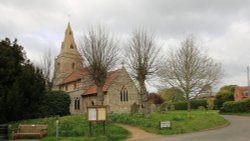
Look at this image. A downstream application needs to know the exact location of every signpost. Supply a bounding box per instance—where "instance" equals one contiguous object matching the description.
[159,121,171,129]
[87,106,107,136]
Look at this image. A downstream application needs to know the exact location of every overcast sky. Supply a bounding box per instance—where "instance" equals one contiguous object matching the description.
[1,0,250,92]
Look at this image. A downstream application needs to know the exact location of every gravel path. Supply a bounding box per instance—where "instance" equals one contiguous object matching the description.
[115,123,162,141]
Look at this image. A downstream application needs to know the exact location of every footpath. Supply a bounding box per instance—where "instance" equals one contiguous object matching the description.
[115,123,162,141]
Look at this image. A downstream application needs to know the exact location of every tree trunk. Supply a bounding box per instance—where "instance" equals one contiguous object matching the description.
[96,85,104,105]
[185,92,191,111]
[139,81,149,117]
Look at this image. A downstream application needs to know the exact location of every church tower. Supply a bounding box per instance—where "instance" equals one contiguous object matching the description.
[53,22,83,88]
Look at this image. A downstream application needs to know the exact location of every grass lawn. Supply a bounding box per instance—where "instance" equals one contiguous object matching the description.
[8,110,228,140]
[9,114,130,141]
[109,110,228,135]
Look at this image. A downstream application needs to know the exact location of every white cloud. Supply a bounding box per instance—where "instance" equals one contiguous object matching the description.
[1,0,250,92]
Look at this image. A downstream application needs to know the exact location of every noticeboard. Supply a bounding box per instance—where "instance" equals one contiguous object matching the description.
[87,106,107,122]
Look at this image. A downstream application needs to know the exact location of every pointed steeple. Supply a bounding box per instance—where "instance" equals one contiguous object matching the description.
[60,22,79,55]
[53,22,83,88]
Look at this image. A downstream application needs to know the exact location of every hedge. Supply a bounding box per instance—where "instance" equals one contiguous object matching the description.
[171,100,207,110]
[38,91,71,117]
[221,99,250,113]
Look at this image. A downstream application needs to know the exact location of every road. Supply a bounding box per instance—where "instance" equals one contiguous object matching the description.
[137,115,250,141]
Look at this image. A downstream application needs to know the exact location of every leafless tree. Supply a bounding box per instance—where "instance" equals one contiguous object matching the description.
[125,29,161,117]
[80,25,119,105]
[159,36,223,111]
[40,50,54,91]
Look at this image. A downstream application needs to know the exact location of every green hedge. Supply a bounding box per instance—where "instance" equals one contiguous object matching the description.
[221,99,250,113]
[38,91,71,117]
[172,100,207,110]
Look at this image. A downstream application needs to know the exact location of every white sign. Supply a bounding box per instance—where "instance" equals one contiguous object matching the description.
[88,108,97,121]
[160,121,171,129]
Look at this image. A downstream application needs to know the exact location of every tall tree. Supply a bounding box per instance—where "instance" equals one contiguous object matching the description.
[80,26,119,105]
[0,38,46,123]
[40,50,54,91]
[159,36,223,111]
[126,29,161,117]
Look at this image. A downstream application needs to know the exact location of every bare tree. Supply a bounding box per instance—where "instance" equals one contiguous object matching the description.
[80,26,119,105]
[159,36,223,111]
[40,50,54,91]
[126,29,161,117]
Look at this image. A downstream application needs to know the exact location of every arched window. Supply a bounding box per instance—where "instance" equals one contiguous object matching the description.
[120,87,128,102]
[72,63,75,69]
[74,97,80,110]
[70,44,74,49]
[69,31,72,35]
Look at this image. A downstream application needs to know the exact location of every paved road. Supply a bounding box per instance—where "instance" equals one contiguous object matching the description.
[136,115,250,141]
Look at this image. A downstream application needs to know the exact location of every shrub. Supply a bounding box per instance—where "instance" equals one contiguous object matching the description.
[172,100,207,110]
[38,91,71,117]
[214,85,236,109]
[222,99,250,113]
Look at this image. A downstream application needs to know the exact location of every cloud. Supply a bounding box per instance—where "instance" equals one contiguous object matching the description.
[1,0,250,91]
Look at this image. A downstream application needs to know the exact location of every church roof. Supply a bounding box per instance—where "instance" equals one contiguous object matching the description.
[61,69,88,84]
[82,69,120,96]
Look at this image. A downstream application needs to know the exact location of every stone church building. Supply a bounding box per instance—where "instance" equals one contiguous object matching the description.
[53,23,140,114]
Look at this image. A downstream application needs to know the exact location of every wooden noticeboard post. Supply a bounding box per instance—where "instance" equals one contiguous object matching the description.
[87,106,107,136]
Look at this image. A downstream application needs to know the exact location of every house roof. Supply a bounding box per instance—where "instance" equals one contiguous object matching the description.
[235,86,249,93]
[61,68,88,84]
[82,69,120,96]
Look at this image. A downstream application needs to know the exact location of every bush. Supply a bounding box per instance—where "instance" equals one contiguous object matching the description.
[38,91,71,117]
[214,85,236,109]
[222,99,250,113]
[172,100,207,110]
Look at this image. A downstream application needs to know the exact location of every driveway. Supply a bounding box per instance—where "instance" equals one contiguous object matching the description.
[134,115,250,141]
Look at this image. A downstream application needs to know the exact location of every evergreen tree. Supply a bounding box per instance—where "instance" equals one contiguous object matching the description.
[0,38,45,123]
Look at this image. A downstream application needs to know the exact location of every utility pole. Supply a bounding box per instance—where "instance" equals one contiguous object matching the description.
[247,66,250,98]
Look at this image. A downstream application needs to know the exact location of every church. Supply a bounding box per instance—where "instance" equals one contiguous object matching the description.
[52,23,140,114]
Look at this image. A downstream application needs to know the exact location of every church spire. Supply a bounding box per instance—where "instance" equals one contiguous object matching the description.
[60,22,78,54]
[53,22,83,87]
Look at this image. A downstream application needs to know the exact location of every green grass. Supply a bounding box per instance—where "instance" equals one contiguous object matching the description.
[8,111,228,140]
[109,110,228,135]
[9,114,130,141]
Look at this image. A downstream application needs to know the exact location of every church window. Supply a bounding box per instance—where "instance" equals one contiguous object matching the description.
[70,44,74,49]
[74,97,80,110]
[69,31,72,35]
[65,85,68,91]
[72,63,75,69]
[120,87,128,102]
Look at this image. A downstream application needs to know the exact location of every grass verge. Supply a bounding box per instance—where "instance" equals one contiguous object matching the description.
[109,110,228,135]
[9,114,129,141]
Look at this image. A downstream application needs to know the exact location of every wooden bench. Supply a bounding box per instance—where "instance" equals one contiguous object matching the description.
[12,124,48,140]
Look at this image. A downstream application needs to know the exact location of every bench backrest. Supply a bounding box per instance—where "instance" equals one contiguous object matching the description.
[19,124,48,133]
